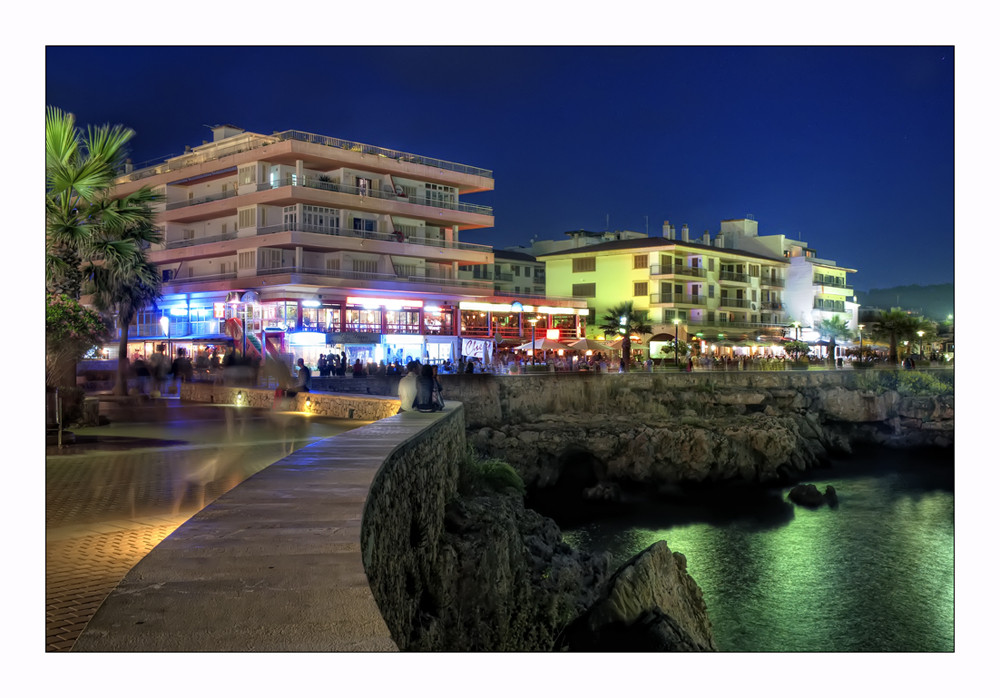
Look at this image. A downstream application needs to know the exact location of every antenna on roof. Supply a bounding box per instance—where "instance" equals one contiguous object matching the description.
[606,214,610,231]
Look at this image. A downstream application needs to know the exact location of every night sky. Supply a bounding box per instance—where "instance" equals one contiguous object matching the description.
[45,46,954,292]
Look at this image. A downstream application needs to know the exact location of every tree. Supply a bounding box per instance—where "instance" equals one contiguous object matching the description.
[599,301,653,370]
[870,308,920,364]
[46,106,160,298]
[814,314,853,365]
[45,106,162,391]
[46,294,111,388]
[84,221,162,395]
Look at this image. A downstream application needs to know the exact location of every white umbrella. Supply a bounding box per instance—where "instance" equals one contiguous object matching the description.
[568,337,613,353]
[515,338,567,352]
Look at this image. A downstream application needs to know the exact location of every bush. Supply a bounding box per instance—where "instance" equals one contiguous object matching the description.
[458,448,526,496]
[896,371,951,397]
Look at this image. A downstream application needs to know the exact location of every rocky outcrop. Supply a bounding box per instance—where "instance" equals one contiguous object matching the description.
[557,541,716,651]
[409,491,612,651]
[788,483,838,507]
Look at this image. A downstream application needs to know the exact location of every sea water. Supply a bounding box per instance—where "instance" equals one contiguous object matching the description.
[560,447,954,652]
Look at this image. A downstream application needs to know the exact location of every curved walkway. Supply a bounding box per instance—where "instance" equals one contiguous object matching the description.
[45,398,368,652]
[71,399,452,652]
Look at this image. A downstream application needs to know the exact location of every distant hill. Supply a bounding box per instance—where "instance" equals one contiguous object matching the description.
[856,284,954,320]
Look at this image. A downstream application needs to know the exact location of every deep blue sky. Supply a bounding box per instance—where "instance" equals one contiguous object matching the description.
[45,46,954,292]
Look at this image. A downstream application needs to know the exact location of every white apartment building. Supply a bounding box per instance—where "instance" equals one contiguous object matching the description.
[107,124,501,367]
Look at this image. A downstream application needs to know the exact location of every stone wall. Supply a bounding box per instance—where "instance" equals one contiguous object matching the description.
[179,382,400,421]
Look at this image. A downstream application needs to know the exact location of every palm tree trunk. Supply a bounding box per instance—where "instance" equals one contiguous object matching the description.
[114,312,134,396]
[622,337,631,370]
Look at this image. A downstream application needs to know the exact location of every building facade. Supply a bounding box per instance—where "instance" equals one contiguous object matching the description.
[540,217,858,359]
[103,125,583,369]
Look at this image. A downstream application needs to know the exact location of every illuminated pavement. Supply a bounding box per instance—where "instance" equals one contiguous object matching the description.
[45,397,367,652]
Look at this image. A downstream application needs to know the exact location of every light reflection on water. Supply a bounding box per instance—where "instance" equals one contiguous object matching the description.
[561,449,954,652]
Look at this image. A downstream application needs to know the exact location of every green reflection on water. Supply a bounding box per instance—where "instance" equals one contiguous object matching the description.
[562,472,954,652]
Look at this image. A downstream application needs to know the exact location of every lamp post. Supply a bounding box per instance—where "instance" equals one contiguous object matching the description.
[673,317,680,368]
[858,324,864,361]
[917,329,925,357]
[792,321,801,341]
[529,317,539,365]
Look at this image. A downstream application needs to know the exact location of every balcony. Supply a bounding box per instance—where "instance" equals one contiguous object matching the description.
[253,222,493,253]
[251,265,495,292]
[813,275,848,288]
[650,293,706,306]
[760,276,785,287]
[718,296,752,309]
[163,175,493,217]
[649,264,707,278]
[119,129,493,183]
[814,300,846,312]
[719,271,752,284]
[761,301,785,311]
[686,318,788,332]
[164,231,238,249]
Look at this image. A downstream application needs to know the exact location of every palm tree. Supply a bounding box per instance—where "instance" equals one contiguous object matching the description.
[84,219,163,395]
[599,301,653,370]
[814,314,853,365]
[870,308,919,364]
[46,106,160,297]
[46,106,163,391]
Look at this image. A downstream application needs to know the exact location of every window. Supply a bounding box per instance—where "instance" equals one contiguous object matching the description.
[238,208,256,229]
[708,285,715,298]
[708,258,715,271]
[352,259,378,275]
[573,257,596,273]
[325,258,341,272]
[633,254,648,270]
[239,251,257,270]
[239,165,255,185]
[353,218,375,233]
[572,283,596,298]
[634,282,648,297]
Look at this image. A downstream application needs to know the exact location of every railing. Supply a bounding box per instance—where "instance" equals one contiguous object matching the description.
[814,300,846,312]
[252,222,493,253]
[719,271,752,284]
[687,319,787,331]
[649,264,707,278]
[164,232,238,249]
[118,130,493,182]
[813,275,848,288]
[650,293,706,305]
[161,175,493,217]
[165,188,239,211]
[253,265,495,291]
[718,297,753,309]
[274,130,493,178]
[761,277,785,287]
[761,301,785,311]
[163,271,239,286]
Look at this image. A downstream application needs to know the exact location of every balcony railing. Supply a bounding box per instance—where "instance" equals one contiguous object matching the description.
[719,271,752,284]
[813,275,848,288]
[119,129,492,183]
[165,189,239,211]
[251,265,495,291]
[814,300,846,312]
[650,293,706,305]
[761,301,785,311]
[253,222,493,253]
[164,232,238,249]
[761,276,785,287]
[718,296,752,309]
[686,318,787,331]
[649,264,708,278]
[162,175,493,217]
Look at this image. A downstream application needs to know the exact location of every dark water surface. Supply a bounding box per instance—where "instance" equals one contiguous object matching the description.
[561,448,954,652]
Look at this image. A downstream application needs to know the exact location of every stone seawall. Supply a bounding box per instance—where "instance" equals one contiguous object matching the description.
[179,381,400,421]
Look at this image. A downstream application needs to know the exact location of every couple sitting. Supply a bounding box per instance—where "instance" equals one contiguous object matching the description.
[398,363,444,412]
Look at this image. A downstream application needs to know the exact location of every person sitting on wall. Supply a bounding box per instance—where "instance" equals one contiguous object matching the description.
[397,361,418,411]
[295,358,311,393]
[414,364,442,412]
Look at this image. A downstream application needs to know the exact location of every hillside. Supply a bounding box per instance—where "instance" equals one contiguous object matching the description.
[856,284,954,320]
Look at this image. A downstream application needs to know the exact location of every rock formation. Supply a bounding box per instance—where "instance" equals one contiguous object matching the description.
[556,541,717,651]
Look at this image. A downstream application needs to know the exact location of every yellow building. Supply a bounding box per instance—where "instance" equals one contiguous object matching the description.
[539,233,791,358]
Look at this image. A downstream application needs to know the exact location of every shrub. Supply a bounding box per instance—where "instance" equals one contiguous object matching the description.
[896,371,950,397]
[459,448,526,496]
[853,370,896,394]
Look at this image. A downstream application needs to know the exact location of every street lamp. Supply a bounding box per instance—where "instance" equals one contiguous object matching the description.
[528,317,539,364]
[917,329,925,357]
[673,317,680,368]
[858,324,865,360]
[792,321,801,341]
